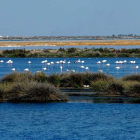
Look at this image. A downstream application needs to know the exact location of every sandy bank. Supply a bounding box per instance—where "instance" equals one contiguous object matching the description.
[1,40,140,47]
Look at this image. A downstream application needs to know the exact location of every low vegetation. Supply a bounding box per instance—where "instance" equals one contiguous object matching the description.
[1,72,140,101]
[1,47,140,58]
[0,72,68,102]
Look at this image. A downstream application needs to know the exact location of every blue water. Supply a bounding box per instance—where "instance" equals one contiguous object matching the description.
[0,103,140,140]
[0,57,140,78]
[0,45,140,50]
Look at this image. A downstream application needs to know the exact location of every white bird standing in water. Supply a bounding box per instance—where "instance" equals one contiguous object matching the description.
[11,68,15,72]
[60,66,63,73]
[85,67,89,71]
[42,67,47,71]
[136,66,139,73]
[80,65,85,72]
[68,61,70,67]
[6,60,13,67]
[81,61,84,66]
[116,66,120,75]
[102,60,107,66]
[28,61,31,67]
[24,68,29,72]
[0,60,4,67]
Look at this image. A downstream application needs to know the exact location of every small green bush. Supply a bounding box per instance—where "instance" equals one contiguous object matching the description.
[48,74,60,87]
[122,74,140,82]
[105,81,124,95]
[35,72,48,82]
[91,80,108,93]
[127,83,140,96]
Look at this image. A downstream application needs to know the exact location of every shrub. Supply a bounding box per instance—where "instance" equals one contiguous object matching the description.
[17,82,68,102]
[87,73,114,82]
[0,78,68,102]
[48,74,60,87]
[60,73,84,87]
[105,81,124,95]
[0,73,18,83]
[91,80,108,93]
[67,48,77,53]
[127,83,140,96]
[35,72,48,82]
[122,74,140,82]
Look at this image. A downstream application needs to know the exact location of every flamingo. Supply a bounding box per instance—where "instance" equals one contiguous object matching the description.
[41,61,45,67]
[106,63,110,72]
[42,67,47,71]
[68,61,70,67]
[136,66,139,73]
[24,68,29,72]
[85,67,89,71]
[11,68,15,72]
[116,66,120,75]
[80,65,85,72]
[72,70,75,73]
[102,60,107,66]
[98,70,103,73]
[6,60,13,67]
[97,61,101,64]
[60,66,63,73]
[0,60,4,67]
[28,61,31,67]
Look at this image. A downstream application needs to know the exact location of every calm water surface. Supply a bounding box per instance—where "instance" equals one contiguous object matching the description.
[0,57,140,78]
[0,103,140,140]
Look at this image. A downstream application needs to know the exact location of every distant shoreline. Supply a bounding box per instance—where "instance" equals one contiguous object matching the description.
[1,39,140,47]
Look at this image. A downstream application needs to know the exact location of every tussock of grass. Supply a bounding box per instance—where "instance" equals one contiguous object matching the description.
[60,73,84,87]
[0,72,34,83]
[127,83,140,96]
[35,72,48,82]
[105,81,124,95]
[0,73,68,102]
[47,74,60,87]
[122,74,140,82]
[91,80,109,93]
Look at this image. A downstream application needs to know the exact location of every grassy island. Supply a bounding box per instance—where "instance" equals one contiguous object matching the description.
[1,72,140,103]
[1,47,140,58]
[0,72,68,103]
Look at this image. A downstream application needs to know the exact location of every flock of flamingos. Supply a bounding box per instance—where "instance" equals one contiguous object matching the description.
[0,58,139,75]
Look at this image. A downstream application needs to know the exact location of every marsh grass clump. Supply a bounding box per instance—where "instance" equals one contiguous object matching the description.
[105,81,124,95]
[58,72,114,88]
[34,72,48,82]
[127,83,140,96]
[0,73,19,83]
[0,73,68,102]
[47,74,60,87]
[88,73,114,82]
[0,72,34,83]
[122,80,139,92]
[17,82,68,102]
[122,74,140,82]
[60,73,84,87]
[91,80,109,93]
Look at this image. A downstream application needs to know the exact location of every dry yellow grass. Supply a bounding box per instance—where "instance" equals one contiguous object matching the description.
[1,40,140,47]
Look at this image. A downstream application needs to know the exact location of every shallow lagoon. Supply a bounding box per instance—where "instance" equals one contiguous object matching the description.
[0,57,140,78]
[1,47,140,140]
[0,102,140,140]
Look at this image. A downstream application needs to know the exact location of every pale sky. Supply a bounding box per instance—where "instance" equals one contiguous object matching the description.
[0,0,140,36]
